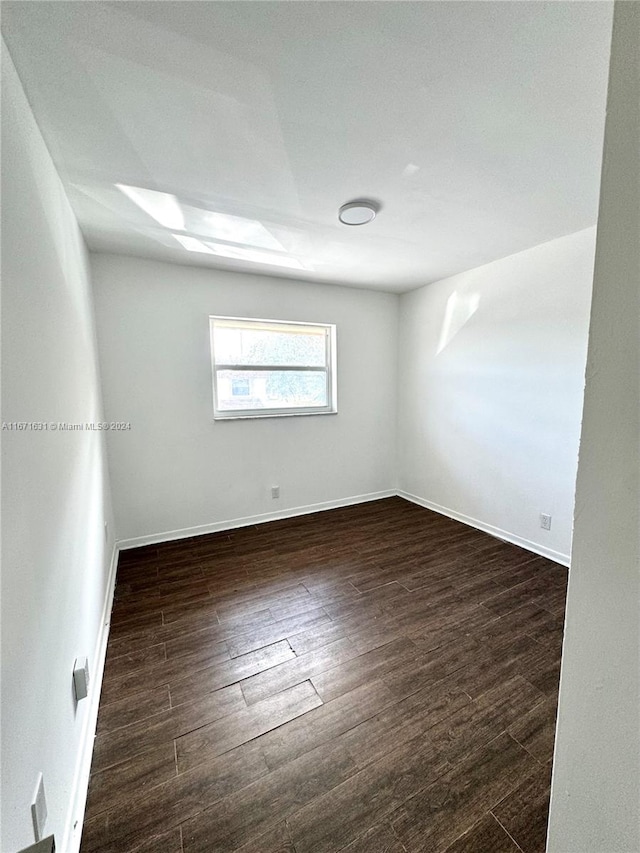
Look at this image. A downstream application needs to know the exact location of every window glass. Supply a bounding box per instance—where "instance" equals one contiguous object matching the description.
[210,317,336,419]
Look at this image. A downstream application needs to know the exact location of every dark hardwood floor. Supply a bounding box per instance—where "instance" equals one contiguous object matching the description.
[81,497,567,853]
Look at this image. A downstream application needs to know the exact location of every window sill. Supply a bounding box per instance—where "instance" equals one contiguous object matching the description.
[213,409,338,421]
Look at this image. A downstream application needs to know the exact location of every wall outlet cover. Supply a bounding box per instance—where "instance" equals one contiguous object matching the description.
[31,773,47,841]
[73,656,90,701]
[540,513,552,530]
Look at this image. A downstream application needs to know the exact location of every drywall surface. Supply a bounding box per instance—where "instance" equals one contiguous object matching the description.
[1,45,115,852]
[548,4,640,850]
[90,254,398,543]
[397,228,597,563]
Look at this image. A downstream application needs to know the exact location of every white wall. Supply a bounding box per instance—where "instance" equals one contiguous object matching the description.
[90,254,398,544]
[1,46,115,853]
[548,3,639,850]
[396,228,597,564]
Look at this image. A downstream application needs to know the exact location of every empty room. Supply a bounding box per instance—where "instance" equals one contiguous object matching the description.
[1,3,638,853]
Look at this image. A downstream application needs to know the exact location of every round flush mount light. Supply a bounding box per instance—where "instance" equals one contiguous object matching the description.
[338,200,379,226]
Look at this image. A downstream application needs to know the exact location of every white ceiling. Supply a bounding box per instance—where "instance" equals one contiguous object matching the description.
[2,1,613,292]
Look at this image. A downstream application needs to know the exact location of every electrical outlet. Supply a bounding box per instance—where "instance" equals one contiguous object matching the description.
[540,513,552,531]
[271,486,280,499]
[104,521,109,542]
[31,773,47,842]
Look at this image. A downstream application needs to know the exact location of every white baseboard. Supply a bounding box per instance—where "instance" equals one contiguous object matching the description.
[117,490,396,550]
[61,539,120,853]
[397,490,571,567]
[117,489,570,567]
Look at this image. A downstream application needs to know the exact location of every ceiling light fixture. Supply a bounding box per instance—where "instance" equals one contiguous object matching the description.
[338,200,379,226]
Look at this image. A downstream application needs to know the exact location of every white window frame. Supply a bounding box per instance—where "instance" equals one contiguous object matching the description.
[210,315,337,420]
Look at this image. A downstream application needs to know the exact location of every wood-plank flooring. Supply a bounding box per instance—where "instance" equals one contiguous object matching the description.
[81,497,567,853]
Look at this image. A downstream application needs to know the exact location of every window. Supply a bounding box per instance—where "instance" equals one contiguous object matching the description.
[210,316,337,419]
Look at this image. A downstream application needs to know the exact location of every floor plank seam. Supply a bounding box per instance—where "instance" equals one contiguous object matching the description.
[490,810,526,852]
